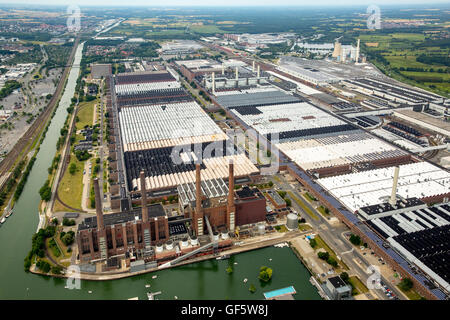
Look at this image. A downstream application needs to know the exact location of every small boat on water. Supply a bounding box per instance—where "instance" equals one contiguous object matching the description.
[243,278,248,283]
[0,217,6,224]
[147,291,162,300]
[5,210,12,218]
[174,296,178,300]
[152,275,157,279]
[216,254,230,260]
[145,284,151,288]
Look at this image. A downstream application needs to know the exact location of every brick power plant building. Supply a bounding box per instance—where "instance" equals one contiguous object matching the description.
[76,161,266,265]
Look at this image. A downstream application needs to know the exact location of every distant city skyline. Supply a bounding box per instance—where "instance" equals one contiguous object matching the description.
[0,0,449,7]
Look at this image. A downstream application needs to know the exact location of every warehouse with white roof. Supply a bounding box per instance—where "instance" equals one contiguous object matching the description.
[317,162,450,212]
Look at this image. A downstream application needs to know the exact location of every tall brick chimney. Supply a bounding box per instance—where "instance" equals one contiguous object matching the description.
[196,163,202,214]
[228,159,234,208]
[195,163,204,236]
[94,178,104,231]
[140,171,148,223]
[227,159,236,231]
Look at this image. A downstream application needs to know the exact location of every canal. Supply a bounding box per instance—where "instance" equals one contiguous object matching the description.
[0,42,320,300]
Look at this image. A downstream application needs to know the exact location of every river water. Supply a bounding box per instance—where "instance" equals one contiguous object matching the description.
[0,42,320,300]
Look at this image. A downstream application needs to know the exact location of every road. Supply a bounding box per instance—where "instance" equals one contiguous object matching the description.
[272,172,406,300]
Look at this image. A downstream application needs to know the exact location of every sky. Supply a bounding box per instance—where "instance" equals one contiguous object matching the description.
[0,0,449,6]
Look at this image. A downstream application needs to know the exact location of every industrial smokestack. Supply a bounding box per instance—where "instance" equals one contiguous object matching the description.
[212,72,215,95]
[140,171,148,223]
[228,159,234,207]
[94,178,104,230]
[252,60,255,72]
[356,38,360,63]
[257,65,260,79]
[222,64,225,75]
[235,66,238,81]
[196,163,202,214]
[227,159,235,232]
[389,166,400,206]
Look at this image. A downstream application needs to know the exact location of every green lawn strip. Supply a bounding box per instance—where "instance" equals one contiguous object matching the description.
[397,285,424,300]
[314,234,349,271]
[274,225,288,232]
[303,192,317,203]
[317,205,331,217]
[287,191,319,221]
[298,223,312,232]
[348,276,369,295]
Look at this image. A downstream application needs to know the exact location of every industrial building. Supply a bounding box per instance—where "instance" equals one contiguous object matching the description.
[203,63,272,92]
[177,162,266,237]
[160,40,204,55]
[364,203,450,292]
[77,179,170,263]
[176,59,223,81]
[278,56,380,86]
[107,66,261,220]
[277,132,408,172]
[77,160,267,266]
[229,100,355,138]
[324,276,352,300]
[91,63,112,80]
[317,162,450,212]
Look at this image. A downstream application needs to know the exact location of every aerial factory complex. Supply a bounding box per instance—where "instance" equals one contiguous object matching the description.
[68,49,450,299]
[0,3,449,302]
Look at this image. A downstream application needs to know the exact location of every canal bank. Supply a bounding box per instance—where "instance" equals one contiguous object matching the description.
[27,246,321,300]
[0,42,84,299]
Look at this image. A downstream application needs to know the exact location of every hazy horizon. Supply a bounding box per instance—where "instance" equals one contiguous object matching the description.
[0,0,449,7]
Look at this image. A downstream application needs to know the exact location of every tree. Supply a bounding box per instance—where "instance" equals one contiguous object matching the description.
[39,180,52,202]
[285,198,292,207]
[226,266,233,274]
[62,218,76,227]
[249,284,256,293]
[399,278,413,291]
[69,162,77,175]
[277,190,287,198]
[258,266,273,282]
[340,272,349,283]
[61,232,75,246]
[349,234,361,246]
[327,257,338,268]
[318,251,330,261]
[309,238,317,248]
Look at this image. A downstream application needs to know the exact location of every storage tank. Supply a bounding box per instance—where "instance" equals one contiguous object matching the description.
[180,237,189,248]
[286,213,298,230]
[190,236,198,246]
[257,223,266,236]
[165,240,174,250]
[155,244,163,253]
[221,231,229,240]
[213,232,220,241]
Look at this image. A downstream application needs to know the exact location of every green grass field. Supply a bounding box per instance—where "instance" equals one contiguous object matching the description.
[56,157,84,211]
[361,31,449,97]
[76,100,96,131]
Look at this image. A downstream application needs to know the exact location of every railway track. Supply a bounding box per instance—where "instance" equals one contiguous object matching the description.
[0,38,80,180]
